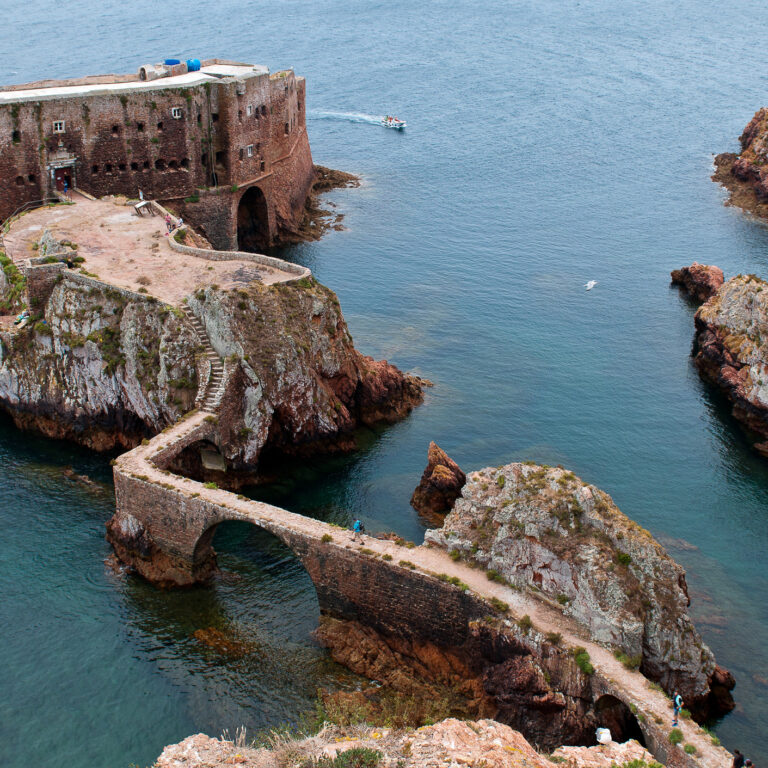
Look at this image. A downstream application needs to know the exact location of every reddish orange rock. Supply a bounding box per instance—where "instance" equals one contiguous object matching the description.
[410,441,466,518]
[671,263,724,303]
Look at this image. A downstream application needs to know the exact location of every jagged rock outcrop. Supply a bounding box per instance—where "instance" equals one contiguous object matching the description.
[671,263,724,303]
[410,441,466,519]
[317,614,609,750]
[713,108,768,220]
[154,719,658,768]
[424,462,733,717]
[693,273,768,454]
[0,275,423,460]
[0,280,199,450]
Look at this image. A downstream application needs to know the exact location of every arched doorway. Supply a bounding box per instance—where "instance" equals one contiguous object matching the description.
[593,694,646,745]
[237,186,270,252]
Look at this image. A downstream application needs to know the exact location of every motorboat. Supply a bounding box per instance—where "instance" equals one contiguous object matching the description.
[382,115,406,130]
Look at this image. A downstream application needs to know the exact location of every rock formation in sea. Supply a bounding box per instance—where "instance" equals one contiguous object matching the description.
[154,718,658,768]
[671,263,724,303]
[692,272,768,455]
[410,441,466,519]
[424,462,734,719]
[0,268,423,464]
[713,107,768,220]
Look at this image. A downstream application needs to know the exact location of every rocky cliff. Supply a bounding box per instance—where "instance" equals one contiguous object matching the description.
[713,108,768,220]
[692,273,768,454]
[0,273,423,463]
[424,462,732,717]
[153,718,658,768]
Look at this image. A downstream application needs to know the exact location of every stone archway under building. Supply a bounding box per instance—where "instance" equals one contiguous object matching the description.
[237,185,270,252]
[593,694,646,746]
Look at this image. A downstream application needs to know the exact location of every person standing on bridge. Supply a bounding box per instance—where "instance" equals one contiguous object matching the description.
[672,691,683,726]
[352,519,364,542]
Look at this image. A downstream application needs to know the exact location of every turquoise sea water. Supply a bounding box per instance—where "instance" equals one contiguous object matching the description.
[3,0,768,764]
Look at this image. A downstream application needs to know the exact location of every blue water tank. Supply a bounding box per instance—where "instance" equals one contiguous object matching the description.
[164,58,181,66]
[186,59,201,72]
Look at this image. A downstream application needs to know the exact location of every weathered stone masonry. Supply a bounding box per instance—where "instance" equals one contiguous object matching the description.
[0,59,314,250]
[107,412,726,767]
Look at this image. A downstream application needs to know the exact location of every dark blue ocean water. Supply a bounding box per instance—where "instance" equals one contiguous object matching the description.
[2,0,768,764]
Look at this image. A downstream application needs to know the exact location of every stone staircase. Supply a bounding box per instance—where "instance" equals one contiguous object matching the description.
[180,304,226,413]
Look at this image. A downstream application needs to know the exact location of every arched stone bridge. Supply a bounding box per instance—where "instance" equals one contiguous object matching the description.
[109,410,730,768]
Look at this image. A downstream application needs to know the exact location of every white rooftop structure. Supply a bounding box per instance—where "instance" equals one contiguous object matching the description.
[0,62,270,104]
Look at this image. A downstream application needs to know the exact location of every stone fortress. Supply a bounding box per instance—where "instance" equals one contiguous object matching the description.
[0,58,313,250]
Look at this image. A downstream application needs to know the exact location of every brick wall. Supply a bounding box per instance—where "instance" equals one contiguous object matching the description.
[0,66,314,250]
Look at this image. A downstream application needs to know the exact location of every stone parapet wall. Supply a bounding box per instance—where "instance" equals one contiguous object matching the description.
[165,222,311,280]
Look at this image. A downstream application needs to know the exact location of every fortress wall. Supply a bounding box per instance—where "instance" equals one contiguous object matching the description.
[0,65,312,246]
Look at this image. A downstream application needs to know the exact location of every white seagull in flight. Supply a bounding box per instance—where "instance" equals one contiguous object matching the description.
[584,280,598,291]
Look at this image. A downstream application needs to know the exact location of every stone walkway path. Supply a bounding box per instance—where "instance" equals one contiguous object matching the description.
[117,411,730,768]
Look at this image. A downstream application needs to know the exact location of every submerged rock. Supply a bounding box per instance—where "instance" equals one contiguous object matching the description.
[671,263,724,303]
[410,441,466,519]
[694,273,768,454]
[424,462,733,717]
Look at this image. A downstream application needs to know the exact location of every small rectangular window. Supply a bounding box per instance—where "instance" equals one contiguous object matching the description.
[246,105,253,116]
[171,107,183,119]
[246,144,253,157]
[53,121,65,133]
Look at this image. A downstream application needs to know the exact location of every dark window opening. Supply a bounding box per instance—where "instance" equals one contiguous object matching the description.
[168,159,177,169]
[130,162,139,171]
[15,176,23,185]
[155,159,166,170]
[137,122,145,132]
[92,165,99,174]
[238,110,243,121]
[261,105,267,116]
[239,148,244,161]
[201,153,208,166]
[105,163,113,173]
[180,158,189,169]
[12,130,20,143]
[157,121,163,132]
[27,174,35,184]
[112,125,119,136]
[143,160,150,170]
[284,123,289,135]
[215,150,226,169]
[118,163,126,171]
[212,113,219,123]
[260,161,265,172]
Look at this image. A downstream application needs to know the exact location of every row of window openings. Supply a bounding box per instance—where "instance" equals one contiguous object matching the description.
[14,174,36,185]
[92,158,190,173]
[52,111,185,136]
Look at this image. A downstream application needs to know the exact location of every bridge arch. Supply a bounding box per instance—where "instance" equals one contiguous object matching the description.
[237,185,270,252]
[593,693,645,746]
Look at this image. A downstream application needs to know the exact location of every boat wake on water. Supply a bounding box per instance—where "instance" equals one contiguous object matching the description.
[308,110,406,129]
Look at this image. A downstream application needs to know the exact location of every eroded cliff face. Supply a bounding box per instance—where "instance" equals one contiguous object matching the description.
[694,273,768,453]
[713,108,768,220]
[0,281,198,450]
[424,463,731,715]
[0,275,422,461]
[185,278,423,471]
[154,719,657,768]
[316,614,601,750]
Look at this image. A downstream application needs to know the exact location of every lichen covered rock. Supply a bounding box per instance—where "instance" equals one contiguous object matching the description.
[153,719,658,768]
[410,441,466,519]
[694,273,768,453]
[425,462,731,714]
[0,274,423,462]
